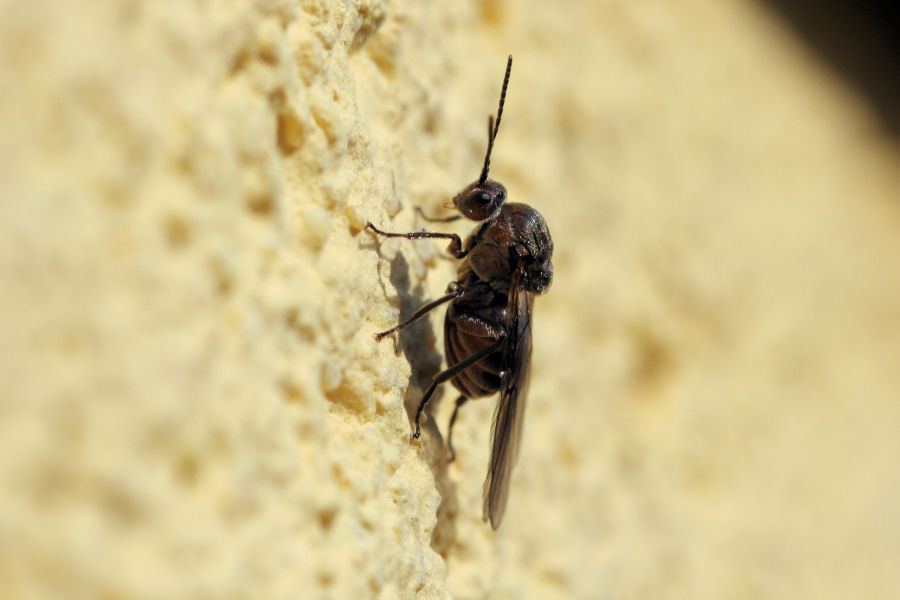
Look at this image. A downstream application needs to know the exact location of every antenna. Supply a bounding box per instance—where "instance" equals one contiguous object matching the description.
[478,55,513,184]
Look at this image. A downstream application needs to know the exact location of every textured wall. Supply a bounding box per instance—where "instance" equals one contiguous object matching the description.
[1,0,899,598]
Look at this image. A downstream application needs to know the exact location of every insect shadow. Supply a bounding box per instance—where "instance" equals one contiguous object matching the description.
[367,235,463,552]
[386,253,444,421]
[365,236,446,435]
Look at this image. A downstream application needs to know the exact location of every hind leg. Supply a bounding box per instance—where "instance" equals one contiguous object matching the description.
[447,395,469,462]
[412,335,504,439]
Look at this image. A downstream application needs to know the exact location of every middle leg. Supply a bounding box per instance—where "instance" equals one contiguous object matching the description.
[374,283,462,341]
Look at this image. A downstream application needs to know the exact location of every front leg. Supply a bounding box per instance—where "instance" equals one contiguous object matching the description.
[415,206,462,224]
[366,222,467,258]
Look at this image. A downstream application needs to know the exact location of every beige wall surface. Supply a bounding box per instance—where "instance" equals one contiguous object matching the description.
[1,0,899,598]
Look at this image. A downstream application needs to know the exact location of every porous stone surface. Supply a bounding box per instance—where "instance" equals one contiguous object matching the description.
[1,1,898,598]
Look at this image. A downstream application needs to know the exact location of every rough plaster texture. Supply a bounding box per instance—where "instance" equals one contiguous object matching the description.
[1,0,899,598]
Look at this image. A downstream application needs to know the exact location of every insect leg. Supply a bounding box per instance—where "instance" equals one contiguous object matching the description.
[413,335,505,439]
[447,395,469,462]
[374,284,463,341]
[366,222,467,258]
[414,207,462,223]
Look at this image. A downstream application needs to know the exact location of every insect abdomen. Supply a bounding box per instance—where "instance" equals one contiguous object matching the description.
[444,303,506,398]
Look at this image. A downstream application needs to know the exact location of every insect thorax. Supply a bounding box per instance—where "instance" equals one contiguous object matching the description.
[460,203,554,295]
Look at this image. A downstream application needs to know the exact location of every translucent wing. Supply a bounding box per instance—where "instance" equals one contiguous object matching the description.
[482,269,534,529]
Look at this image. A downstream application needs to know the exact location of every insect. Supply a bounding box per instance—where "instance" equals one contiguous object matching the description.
[366,56,553,528]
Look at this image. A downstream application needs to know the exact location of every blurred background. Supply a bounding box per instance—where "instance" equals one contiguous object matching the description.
[0,0,898,598]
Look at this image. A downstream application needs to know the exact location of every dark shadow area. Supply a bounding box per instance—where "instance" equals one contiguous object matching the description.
[385,252,446,421]
[759,0,900,136]
[385,253,463,556]
[365,233,462,554]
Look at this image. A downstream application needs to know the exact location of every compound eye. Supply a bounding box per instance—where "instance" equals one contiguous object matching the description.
[453,182,505,221]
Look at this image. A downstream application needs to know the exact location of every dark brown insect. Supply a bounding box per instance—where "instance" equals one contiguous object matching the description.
[366,56,553,529]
